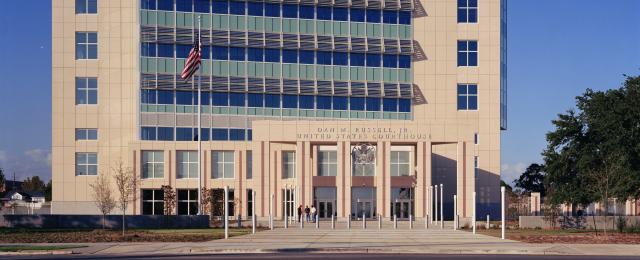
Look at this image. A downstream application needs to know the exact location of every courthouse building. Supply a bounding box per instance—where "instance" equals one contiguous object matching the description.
[52,0,507,220]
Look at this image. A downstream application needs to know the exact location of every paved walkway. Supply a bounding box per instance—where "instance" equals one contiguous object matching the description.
[65,225,640,256]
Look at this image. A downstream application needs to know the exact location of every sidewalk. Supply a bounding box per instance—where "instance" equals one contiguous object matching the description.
[17,224,640,256]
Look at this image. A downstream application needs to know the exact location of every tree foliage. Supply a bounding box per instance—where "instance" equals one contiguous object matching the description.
[161,185,176,215]
[89,172,116,229]
[21,176,45,193]
[543,75,640,216]
[515,163,547,197]
[112,160,140,235]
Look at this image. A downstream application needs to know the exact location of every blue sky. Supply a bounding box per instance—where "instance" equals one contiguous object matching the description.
[0,1,639,183]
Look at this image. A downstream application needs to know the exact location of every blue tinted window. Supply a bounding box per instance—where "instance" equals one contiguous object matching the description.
[212,0,228,13]
[158,0,174,11]
[141,127,156,140]
[317,51,332,65]
[332,96,348,110]
[299,95,314,109]
[201,46,210,59]
[141,0,156,10]
[141,43,156,57]
[158,90,174,104]
[366,54,381,67]
[383,55,397,68]
[176,91,193,105]
[350,9,365,22]
[229,92,245,106]
[351,53,365,66]
[265,3,280,17]
[458,0,478,23]
[141,90,157,104]
[399,55,411,68]
[334,8,348,21]
[212,92,229,106]
[383,98,398,112]
[212,128,229,140]
[299,5,314,19]
[200,91,210,105]
[229,1,244,15]
[265,94,280,108]
[333,52,348,66]
[229,47,244,61]
[200,128,210,141]
[366,97,380,111]
[176,0,192,12]
[248,93,263,107]
[299,50,314,64]
[399,99,411,112]
[247,48,264,61]
[457,40,478,66]
[366,9,381,23]
[283,95,297,108]
[383,11,398,24]
[399,11,411,24]
[316,96,331,109]
[350,97,365,111]
[248,2,263,16]
[247,129,252,140]
[158,44,174,57]
[282,50,297,63]
[194,0,209,13]
[265,49,280,62]
[176,44,191,58]
[176,128,194,141]
[317,7,331,20]
[157,127,174,141]
[282,4,297,18]
[457,84,478,110]
[212,46,228,60]
[230,129,246,140]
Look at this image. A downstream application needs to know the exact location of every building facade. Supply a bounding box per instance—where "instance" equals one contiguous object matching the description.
[52,0,507,220]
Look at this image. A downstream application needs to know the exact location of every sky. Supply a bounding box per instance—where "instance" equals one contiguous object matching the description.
[0,1,639,183]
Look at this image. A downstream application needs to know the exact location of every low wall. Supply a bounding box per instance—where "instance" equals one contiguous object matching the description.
[0,215,209,229]
[519,216,640,229]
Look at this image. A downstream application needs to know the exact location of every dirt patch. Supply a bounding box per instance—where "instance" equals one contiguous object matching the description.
[0,229,251,243]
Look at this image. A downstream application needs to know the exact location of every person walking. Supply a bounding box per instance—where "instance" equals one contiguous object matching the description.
[297,205,302,223]
[311,205,317,223]
[305,205,310,223]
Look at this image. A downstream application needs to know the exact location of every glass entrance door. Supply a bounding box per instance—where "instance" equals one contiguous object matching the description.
[393,199,411,219]
[316,199,335,219]
[356,200,374,219]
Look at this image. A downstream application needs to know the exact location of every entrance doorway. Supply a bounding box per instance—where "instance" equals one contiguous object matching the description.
[355,199,375,219]
[351,187,377,219]
[314,187,337,219]
[391,187,413,219]
[393,199,411,219]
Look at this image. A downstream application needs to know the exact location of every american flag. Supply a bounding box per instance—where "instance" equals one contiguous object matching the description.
[180,34,201,81]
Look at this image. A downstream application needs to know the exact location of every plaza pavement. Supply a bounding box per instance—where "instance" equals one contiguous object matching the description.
[59,221,640,257]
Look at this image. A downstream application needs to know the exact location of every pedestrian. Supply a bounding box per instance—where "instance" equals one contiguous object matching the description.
[305,205,310,223]
[297,205,302,223]
[311,205,317,223]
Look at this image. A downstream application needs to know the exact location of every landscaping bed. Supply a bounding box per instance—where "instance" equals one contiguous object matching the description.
[0,228,256,243]
[469,228,640,244]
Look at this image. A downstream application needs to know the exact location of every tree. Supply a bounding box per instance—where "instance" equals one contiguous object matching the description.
[201,187,213,216]
[22,176,45,193]
[161,185,176,215]
[0,168,5,196]
[89,172,116,229]
[514,163,546,197]
[44,180,52,201]
[112,160,140,236]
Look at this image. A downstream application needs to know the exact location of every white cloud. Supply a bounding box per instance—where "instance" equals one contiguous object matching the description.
[25,149,52,167]
[501,162,528,186]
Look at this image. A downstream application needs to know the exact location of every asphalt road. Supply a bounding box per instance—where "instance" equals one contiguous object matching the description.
[6,254,640,260]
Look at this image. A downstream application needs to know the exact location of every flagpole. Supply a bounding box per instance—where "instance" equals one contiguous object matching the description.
[197,15,203,215]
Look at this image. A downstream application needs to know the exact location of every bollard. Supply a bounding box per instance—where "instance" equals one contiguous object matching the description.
[440,184,444,229]
[347,216,351,229]
[331,215,335,229]
[453,195,457,231]
[270,193,274,230]
[362,213,366,229]
[378,215,382,229]
[425,214,429,229]
[410,215,414,229]
[434,186,438,226]
[252,191,256,234]
[487,214,490,230]
[316,215,319,229]
[394,215,397,229]
[501,186,505,240]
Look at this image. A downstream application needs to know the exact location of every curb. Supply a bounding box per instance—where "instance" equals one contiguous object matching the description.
[189,247,549,255]
[0,250,74,256]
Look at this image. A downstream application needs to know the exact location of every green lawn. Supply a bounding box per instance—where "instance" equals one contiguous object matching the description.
[0,245,85,252]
